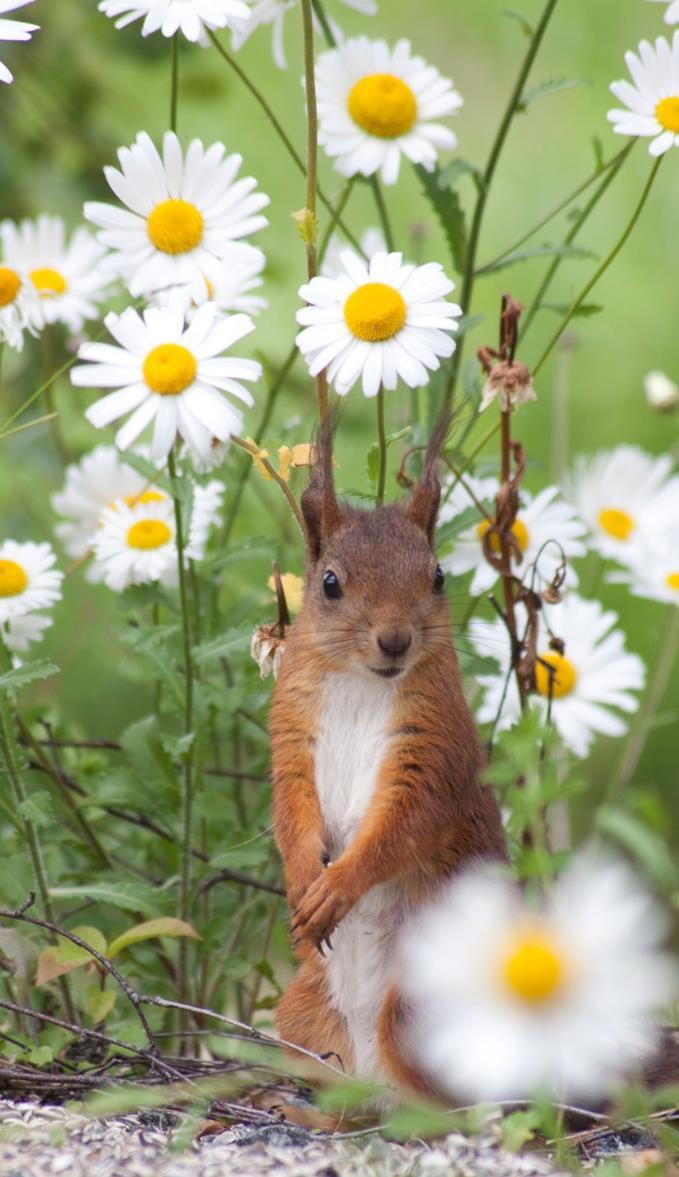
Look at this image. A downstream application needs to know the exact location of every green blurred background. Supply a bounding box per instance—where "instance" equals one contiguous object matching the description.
[1,0,677,838]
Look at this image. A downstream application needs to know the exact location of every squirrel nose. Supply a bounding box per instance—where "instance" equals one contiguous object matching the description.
[377,631,412,658]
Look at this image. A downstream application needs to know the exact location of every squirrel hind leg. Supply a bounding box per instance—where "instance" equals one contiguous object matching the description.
[276,957,354,1081]
[377,985,441,1101]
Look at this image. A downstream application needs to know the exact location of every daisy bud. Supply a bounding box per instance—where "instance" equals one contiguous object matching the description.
[644,370,679,412]
[250,624,285,680]
[480,360,537,413]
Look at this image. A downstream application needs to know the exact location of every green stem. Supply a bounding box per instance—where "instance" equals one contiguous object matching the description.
[370,175,395,251]
[318,177,355,262]
[522,141,634,339]
[0,652,77,1023]
[207,30,363,256]
[167,450,196,1018]
[533,155,663,377]
[376,387,387,505]
[300,0,328,422]
[607,607,679,803]
[476,143,633,275]
[310,0,335,44]
[443,0,561,407]
[170,34,179,133]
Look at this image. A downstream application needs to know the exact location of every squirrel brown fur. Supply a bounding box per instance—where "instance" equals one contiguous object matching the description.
[269,417,508,1094]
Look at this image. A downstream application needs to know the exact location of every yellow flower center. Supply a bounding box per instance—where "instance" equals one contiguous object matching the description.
[344,282,407,342]
[123,490,166,508]
[348,73,418,138]
[30,267,68,297]
[535,651,577,699]
[665,571,679,592]
[0,267,21,308]
[598,507,635,541]
[0,559,29,597]
[655,96,679,134]
[476,517,529,555]
[126,519,173,551]
[503,933,564,1004]
[146,199,204,255]
[267,571,304,615]
[143,343,197,395]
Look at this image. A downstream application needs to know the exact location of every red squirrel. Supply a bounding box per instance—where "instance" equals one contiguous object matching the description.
[269,417,508,1094]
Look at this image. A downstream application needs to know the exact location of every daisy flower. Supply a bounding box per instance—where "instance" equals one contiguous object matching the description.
[296,250,460,398]
[1,216,113,334]
[84,131,269,301]
[4,612,53,653]
[91,487,222,591]
[609,524,679,607]
[0,0,38,85]
[71,301,261,462]
[153,242,267,318]
[644,369,679,411]
[320,225,386,279]
[469,594,645,759]
[99,0,251,43]
[316,37,462,185]
[646,0,679,26]
[608,33,679,156]
[0,542,63,630]
[230,0,377,70]
[439,475,587,596]
[562,446,679,564]
[402,852,676,1102]
[0,261,42,351]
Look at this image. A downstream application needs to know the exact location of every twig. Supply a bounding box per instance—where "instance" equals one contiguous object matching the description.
[231,436,305,534]
[199,869,285,898]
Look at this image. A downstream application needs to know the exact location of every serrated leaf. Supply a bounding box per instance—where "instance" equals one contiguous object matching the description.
[193,625,251,664]
[18,790,54,830]
[108,917,201,959]
[120,715,178,800]
[36,926,108,986]
[503,7,534,37]
[437,158,484,191]
[479,243,595,275]
[0,661,59,690]
[540,301,602,319]
[49,882,162,917]
[121,623,180,653]
[416,164,467,273]
[518,77,587,111]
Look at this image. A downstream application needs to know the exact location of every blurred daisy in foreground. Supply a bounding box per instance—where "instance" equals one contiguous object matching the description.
[609,524,679,607]
[562,446,679,564]
[1,216,112,334]
[644,369,679,411]
[92,486,222,591]
[84,132,269,301]
[0,0,38,84]
[0,262,42,350]
[439,475,587,596]
[230,0,377,70]
[402,853,676,1102]
[321,226,386,279]
[297,250,460,398]
[0,542,63,629]
[646,0,679,26]
[316,37,462,185]
[71,301,260,462]
[4,612,53,654]
[99,0,250,42]
[470,593,645,758]
[608,33,679,156]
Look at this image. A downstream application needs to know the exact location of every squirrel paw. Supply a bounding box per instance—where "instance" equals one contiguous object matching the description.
[290,868,352,951]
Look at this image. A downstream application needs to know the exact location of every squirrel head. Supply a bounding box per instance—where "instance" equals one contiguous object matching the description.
[298,414,450,682]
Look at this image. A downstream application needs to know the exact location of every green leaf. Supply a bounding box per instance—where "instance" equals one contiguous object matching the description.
[86,985,116,1025]
[500,1109,540,1152]
[478,243,595,275]
[502,7,534,37]
[591,134,605,172]
[366,426,411,492]
[17,791,54,830]
[108,917,201,959]
[436,158,484,191]
[0,661,59,690]
[49,882,162,917]
[193,625,251,664]
[28,1045,55,1066]
[518,78,587,111]
[383,1101,463,1140]
[541,301,602,318]
[596,807,679,891]
[415,164,467,273]
[36,926,108,986]
[120,715,178,801]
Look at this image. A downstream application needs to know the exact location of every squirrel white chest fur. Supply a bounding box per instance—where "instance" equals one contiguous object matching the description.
[314,670,405,1080]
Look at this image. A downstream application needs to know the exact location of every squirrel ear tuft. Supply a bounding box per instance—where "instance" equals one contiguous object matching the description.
[301,411,342,561]
[405,410,451,544]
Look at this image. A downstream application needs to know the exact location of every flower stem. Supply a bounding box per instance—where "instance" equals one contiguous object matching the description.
[370,175,395,252]
[533,155,663,377]
[608,606,679,803]
[207,31,363,255]
[443,0,561,407]
[231,435,306,534]
[170,34,179,133]
[167,449,195,1023]
[521,141,634,340]
[376,387,387,505]
[299,0,329,422]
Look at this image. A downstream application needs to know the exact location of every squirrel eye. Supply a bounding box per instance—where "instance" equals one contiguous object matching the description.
[433,564,445,593]
[323,570,343,600]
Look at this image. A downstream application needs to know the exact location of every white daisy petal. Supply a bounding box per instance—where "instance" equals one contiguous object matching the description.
[608,33,679,155]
